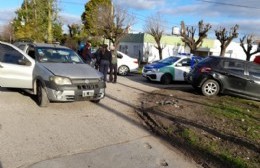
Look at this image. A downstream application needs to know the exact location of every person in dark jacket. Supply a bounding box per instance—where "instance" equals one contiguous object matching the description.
[99,44,112,82]
[92,46,102,70]
[81,41,92,64]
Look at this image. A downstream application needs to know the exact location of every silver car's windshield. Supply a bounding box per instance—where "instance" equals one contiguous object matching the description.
[36,47,83,63]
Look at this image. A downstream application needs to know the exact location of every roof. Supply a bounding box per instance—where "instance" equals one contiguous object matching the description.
[120,33,144,43]
[120,33,215,48]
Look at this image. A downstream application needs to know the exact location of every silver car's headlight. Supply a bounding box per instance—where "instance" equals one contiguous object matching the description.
[50,76,72,85]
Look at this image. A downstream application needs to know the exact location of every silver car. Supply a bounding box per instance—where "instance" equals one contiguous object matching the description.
[0,41,105,107]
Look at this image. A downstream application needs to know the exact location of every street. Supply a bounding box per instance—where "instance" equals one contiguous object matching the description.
[0,74,197,168]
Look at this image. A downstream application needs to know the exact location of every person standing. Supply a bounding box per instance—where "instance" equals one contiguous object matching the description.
[99,44,111,82]
[109,45,118,83]
[81,41,92,64]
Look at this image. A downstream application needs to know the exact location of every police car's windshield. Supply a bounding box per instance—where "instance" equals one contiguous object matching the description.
[159,56,180,64]
[36,47,84,63]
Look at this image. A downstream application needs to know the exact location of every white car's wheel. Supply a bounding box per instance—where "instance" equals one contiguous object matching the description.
[118,65,129,76]
[37,82,49,107]
[201,79,220,96]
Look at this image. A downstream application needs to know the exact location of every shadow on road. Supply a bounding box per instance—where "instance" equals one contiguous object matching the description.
[122,73,191,90]
[0,161,3,168]
[96,94,148,134]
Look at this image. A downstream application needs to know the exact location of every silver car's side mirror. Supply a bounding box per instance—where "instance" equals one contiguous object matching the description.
[18,58,31,66]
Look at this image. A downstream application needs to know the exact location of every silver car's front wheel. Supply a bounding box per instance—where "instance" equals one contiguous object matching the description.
[37,82,49,107]
[201,79,220,96]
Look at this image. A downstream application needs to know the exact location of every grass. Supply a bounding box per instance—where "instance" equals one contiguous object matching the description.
[179,128,250,168]
[204,96,260,142]
[151,95,259,167]
[142,90,260,167]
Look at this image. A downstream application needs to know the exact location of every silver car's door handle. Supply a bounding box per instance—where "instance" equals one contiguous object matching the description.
[0,64,3,68]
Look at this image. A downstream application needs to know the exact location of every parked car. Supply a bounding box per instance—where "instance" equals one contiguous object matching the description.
[142,55,204,84]
[0,41,106,107]
[90,47,139,76]
[116,51,139,76]
[253,55,260,64]
[185,56,260,100]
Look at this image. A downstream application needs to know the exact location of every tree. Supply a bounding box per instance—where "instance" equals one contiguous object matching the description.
[144,14,165,60]
[180,20,212,54]
[12,0,62,42]
[240,35,260,61]
[0,24,14,42]
[97,4,134,48]
[81,0,111,38]
[82,1,133,48]
[65,24,84,50]
[215,24,239,56]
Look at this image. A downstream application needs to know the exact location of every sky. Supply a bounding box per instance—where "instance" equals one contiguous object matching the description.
[0,0,260,40]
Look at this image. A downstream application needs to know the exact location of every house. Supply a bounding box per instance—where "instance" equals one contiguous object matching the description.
[118,33,259,63]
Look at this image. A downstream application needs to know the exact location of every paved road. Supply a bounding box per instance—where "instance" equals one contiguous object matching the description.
[0,74,197,168]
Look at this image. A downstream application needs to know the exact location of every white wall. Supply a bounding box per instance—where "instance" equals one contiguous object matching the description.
[119,39,259,63]
[142,43,188,63]
[211,40,259,61]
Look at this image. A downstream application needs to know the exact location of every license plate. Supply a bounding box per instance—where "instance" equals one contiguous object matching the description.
[82,90,94,97]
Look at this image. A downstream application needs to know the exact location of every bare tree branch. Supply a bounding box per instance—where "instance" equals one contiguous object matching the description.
[215,24,239,56]
[144,14,165,60]
[96,4,134,49]
[180,20,211,54]
[240,35,260,61]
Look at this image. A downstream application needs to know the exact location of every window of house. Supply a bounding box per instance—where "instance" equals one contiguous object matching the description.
[119,45,128,55]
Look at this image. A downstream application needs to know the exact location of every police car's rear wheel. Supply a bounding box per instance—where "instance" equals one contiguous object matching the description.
[161,74,172,85]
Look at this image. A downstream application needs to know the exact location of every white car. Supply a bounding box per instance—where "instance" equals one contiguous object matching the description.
[116,51,139,76]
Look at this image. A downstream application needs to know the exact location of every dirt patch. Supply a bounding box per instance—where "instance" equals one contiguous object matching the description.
[137,89,260,168]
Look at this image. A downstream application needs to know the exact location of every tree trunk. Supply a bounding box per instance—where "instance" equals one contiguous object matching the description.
[220,46,226,56]
[47,1,53,43]
[159,47,163,60]
[246,53,251,61]
[190,48,195,54]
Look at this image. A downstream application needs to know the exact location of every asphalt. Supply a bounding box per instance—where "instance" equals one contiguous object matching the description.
[0,74,197,168]
[28,136,197,168]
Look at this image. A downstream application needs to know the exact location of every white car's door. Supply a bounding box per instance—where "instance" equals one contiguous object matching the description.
[174,58,191,81]
[0,42,34,89]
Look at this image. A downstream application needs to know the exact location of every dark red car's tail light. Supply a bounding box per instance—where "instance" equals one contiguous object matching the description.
[199,67,212,73]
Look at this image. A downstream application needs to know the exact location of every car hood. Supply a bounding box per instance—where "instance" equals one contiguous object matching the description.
[40,63,103,78]
[144,62,169,69]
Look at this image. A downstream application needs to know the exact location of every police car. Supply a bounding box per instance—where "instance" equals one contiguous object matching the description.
[142,54,204,84]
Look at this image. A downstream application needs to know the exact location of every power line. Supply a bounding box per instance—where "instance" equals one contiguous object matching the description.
[196,0,260,10]
[58,0,85,5]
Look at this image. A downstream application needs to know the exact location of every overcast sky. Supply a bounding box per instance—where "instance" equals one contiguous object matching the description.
[0,0,259,39]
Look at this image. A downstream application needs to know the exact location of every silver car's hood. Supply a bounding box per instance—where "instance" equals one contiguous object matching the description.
[41,63,103,78]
